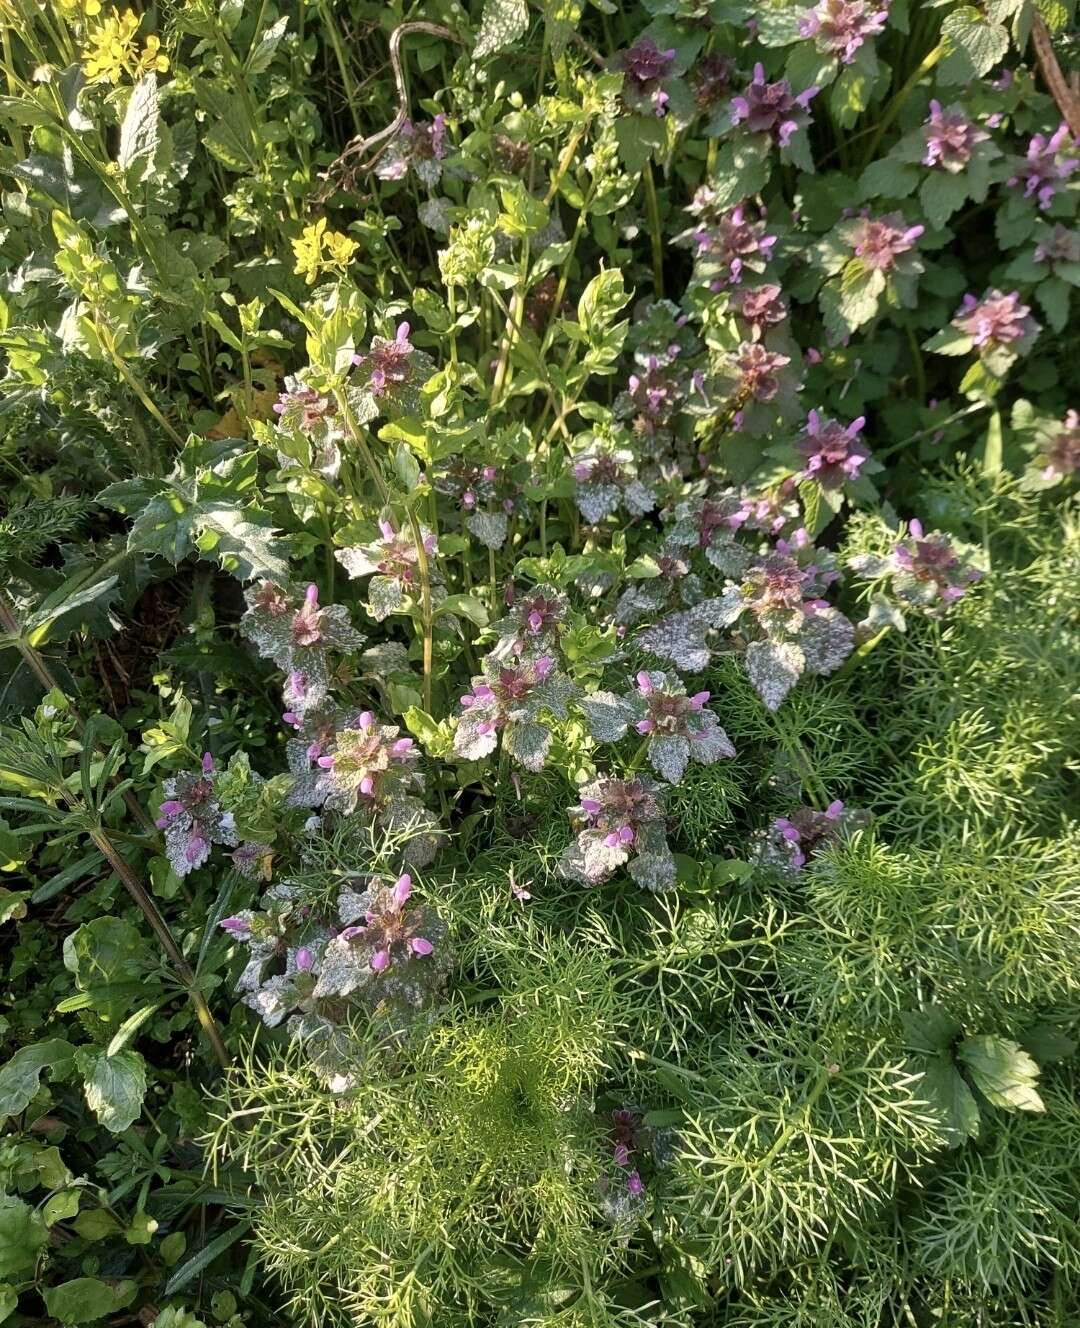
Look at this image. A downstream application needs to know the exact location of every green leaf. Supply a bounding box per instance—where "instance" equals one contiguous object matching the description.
[72,1209,121,1242]
[0,1195,46,1279]
[160,1230,187,1266]
[919,1056,981,1147]
[858,157,919,201]
[163,1220,252,1295]
[63,916,152,1024]
[118,75,160,182]
[246,15,288,75]
[124,1209,159,1245]
[1035,275,1071,332]
[42,1277,136,1324]
[957,1034,1045,1113]
[939,7,1010,84]
[901,1004,960,1054]
[1021,1023,1077,1064]
[919,169,970,230]
[983,408,1003,476]
[473,0,529,59]
[107,1002,164,1056]
[0,1283,16,1323]
[0,1038,74,1118]
[75,1047,148,1133]
[438,594,490,627]
[821,260,884,338]
[577,268,630,338]
[42,1190,81,1227]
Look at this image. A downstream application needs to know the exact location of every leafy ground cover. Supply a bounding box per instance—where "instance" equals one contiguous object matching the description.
[0,0,1078,1325]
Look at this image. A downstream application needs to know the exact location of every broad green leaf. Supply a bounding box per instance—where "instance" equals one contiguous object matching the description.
[0,1038,74,1118]
[939,7,1010,84]
[957,1034,1045,1113]
[76,1046,148,1132]
[42,1277,136,1324]
[0,1195,46,1279]
[438,594,490,626]
[577,268,630,338]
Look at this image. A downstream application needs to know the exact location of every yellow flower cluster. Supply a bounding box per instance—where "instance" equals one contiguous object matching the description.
[291,218,360,285]
[81,8,169,84]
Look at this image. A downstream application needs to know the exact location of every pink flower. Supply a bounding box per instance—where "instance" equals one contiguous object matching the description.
[795,410,871,489]
[799,0,889,63]
[731,64,818,146]
[848,213,923,271]
[1009,123,1080,210]
[952,289,1039,352]
[732,342,791,402]
[922,101,989,171]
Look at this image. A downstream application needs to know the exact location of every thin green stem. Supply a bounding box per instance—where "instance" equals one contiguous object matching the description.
[642,158,665,298]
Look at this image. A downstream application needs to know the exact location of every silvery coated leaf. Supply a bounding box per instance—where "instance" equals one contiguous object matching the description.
[648,733,691,784]
[745,638,805,710]
[465,510,509,549]
[800,607,855,675]
[579,690,635,743]
[504,719,552,772]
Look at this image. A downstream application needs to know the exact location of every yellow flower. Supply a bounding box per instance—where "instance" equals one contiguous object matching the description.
[58,0,103,18]
[81,8,167,84]
[292,218,358,285]
[324,229,359,268]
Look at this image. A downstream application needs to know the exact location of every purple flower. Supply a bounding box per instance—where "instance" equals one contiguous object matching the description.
[731,64,818,146]
[273,378,336,433]
[1034,223,1080,266]
[352,322,417,398]
[617,38,677,117]
[1036,409,1080,481]
[219,915,251,936]
[893,519,983,605]
[795,410,870,489]
[689,201,778,289]
[730,342,791,402]
[847,212,923,272]
[341,873,436,975]
[731,283,787,334]
[922,101,989,171]
[799,0,889,63]
[691,52,736,108]
[770,800,851,869]
[952,289,1039,353]
[156,758,238,877]
[375,116,448,186]
[1009,123,1080,210]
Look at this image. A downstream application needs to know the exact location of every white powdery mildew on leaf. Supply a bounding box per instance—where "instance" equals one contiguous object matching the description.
[690,713,736,764]
[800,607,855,675]
[745,639,806,710]
[623,479,657,515]
[335,545,382,579]
[648,733,691,784]
[314,937,371,1000]
[579,690,636,743]
[560,829,629,885]
[706,542,752,577]
[576,483,622,523]
[367,574,404,622]
[504,719,552,772]
[465,510,509,550]
[453,708,500,763]
[624,839,674,892]
[639,610,713,671]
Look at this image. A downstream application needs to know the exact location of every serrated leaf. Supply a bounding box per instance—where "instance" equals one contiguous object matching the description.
[0,1196,46,1279]
[578,690,634,744]
[957,1034,1045,1113]
[75,1047,147,1133]
[919,169,970,230]
[939,7,1010,84]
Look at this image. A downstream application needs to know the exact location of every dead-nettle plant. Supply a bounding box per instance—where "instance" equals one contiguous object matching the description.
[2,0,1080,1324]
